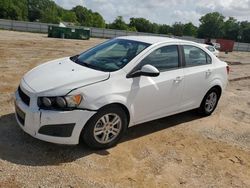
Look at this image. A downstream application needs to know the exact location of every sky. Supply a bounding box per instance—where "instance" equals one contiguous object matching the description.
[53,0,250,26]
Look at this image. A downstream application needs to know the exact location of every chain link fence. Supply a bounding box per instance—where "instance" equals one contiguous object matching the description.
[1,19,249,52]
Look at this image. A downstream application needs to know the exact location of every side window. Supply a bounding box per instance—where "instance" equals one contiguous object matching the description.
[183,45,212,67]
[139,45,179,72]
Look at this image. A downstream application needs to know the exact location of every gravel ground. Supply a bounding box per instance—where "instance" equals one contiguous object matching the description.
[219,51,250,64]
[0,30,250,188]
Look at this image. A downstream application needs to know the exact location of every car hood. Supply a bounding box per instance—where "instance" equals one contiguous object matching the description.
[23,57,110,94]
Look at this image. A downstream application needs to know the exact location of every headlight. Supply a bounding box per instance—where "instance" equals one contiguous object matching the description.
[56,97,67,108]
[38,94,83,109]
[42,97,52,107]
[63,95,82,108]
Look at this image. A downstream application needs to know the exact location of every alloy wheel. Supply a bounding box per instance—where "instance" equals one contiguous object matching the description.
[205,92,217,113]
[93,113,122,144]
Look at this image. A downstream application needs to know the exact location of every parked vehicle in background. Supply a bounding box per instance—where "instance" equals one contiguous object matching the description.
[212,42,221,50]
[15,36,228,149]
[200,44,220,57]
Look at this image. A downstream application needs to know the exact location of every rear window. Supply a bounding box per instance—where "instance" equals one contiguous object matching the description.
[183,45,212,67]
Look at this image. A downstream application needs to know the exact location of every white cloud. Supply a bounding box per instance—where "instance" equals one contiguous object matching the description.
[53,0,250,25]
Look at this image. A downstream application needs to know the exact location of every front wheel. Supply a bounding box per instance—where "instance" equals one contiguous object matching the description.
[198,88,220,116]
[82,105,128,149]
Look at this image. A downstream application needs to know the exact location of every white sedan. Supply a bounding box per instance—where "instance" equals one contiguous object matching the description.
[15,36,228,149]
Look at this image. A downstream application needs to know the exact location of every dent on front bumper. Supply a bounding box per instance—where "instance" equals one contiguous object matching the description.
[14,89,96,145]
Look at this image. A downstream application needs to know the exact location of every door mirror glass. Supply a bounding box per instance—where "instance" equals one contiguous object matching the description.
[127,64,160,78]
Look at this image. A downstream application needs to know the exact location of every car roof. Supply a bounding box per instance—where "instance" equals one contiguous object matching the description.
[199,44,215,48]
[117,36,194,45]
[199,44,209,47]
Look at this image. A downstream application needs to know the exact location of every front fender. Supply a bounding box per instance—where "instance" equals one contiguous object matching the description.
[83,94,135,126]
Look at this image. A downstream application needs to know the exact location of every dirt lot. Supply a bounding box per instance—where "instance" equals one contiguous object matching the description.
[0,30,250,188]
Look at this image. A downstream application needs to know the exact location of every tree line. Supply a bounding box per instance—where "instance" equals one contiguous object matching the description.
[0,0,250,42]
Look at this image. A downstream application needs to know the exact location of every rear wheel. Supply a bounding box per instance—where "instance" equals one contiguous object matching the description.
[82,105,127,149]
[198,88,220,116]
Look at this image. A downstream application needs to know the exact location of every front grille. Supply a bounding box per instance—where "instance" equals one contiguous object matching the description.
[15,103,25,126]
[18,87,30,106]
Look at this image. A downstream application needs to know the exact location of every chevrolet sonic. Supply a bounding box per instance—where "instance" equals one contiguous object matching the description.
[15,36,228,149]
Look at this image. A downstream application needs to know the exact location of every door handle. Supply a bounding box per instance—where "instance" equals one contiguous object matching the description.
[174,76,184,83]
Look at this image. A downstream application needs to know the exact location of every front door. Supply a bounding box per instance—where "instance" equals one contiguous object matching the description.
[128,45,184,124]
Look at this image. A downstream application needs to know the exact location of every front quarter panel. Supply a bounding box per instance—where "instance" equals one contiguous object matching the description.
[71,70,135,126]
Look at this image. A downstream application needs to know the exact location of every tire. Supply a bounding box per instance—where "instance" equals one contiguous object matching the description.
[82,105,128,149]
[198,88,220,116]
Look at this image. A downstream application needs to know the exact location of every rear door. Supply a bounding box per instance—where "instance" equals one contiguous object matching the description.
[129,45,185,124]
[180,45,214,110]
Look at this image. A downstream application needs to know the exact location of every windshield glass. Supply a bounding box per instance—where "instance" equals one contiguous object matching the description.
[71,39,150,72]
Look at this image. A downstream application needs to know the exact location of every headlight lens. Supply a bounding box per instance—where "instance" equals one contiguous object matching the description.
[56,97,67,108]
[64,95,82,108]
[42,97,52,107]
[38,94,83,109]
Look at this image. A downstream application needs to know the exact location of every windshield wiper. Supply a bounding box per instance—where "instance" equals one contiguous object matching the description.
[81,62,92,68]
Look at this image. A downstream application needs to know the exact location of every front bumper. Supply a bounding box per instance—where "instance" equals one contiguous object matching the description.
[14,88,96,145]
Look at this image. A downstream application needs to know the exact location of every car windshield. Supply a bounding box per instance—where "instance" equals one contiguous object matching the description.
[71,39,150,72]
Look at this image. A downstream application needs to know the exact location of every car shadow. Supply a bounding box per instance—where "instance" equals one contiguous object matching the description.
[0,111,202,166]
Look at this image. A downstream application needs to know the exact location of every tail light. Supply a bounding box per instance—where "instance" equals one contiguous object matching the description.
[226,66,230,75]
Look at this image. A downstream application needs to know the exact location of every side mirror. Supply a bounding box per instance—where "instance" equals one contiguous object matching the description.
[127,64,160,78]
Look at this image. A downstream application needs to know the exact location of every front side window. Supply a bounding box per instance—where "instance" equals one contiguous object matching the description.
[71,39,150,72]
[139,45,179,72]
[183,45,212,67]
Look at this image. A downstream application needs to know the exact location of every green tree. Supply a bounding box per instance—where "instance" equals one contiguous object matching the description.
[129,17,152,33]
[183,22,197,36]
[151,23,159,33]
[60,11,77,23]
[109,16,128,30]
[239,21,250,43]
[92,12,105,28]
[197,12,225,38]
[72,6,90,25]
[158,24,172,35]
[223,17,240,40]
[127,26,137,32]
[72,6,105,28]
[28,0,42,21]
[0,0,28,20]
[172,22,184,36]
[28,0,67,23]
[40,3,60,23]
[241,26,250,43]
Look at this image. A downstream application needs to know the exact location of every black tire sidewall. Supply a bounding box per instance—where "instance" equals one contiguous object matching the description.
[82,106,128,149]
